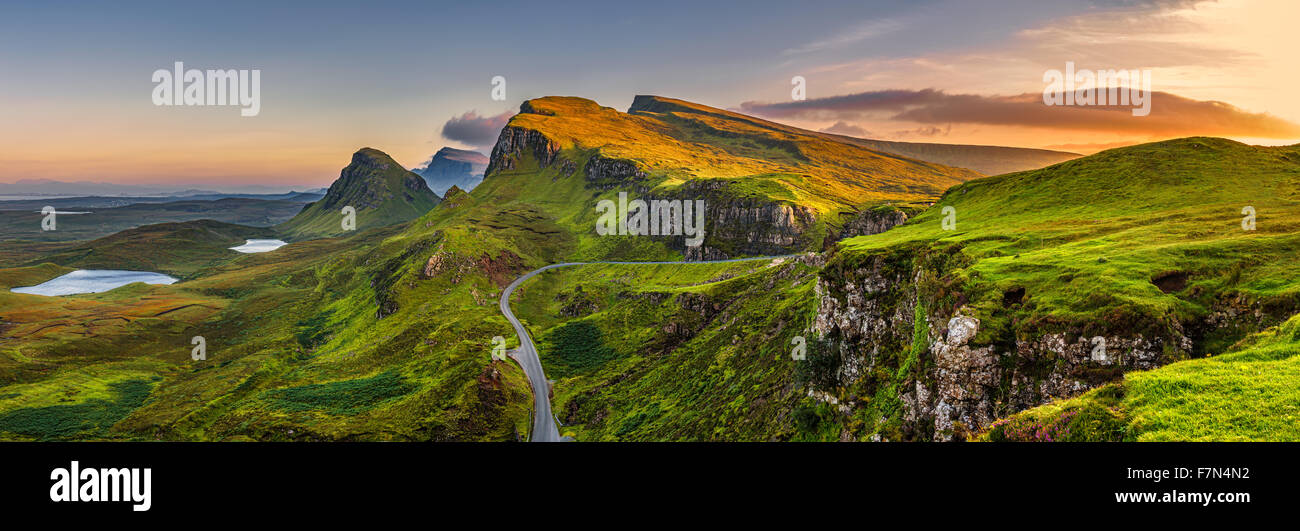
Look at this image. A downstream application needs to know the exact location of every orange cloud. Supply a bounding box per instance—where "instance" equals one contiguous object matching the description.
[739,89,1300,138]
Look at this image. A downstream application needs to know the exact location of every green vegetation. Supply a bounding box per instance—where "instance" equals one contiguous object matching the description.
[0,198,304,245]
[28,219,277,278]
[542,321,619,375]
[512,258,822,441]
[276,148,441,241]
[986,313,1300,442]
[840,138,1300,334]
[2,90,1296,444]
[264,370,416,415]
[0,379,155,440]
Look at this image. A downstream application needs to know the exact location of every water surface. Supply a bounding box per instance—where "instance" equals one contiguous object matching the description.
[230,239,288,253]
[10,270,178,296]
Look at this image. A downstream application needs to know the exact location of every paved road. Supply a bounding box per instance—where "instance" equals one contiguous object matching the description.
[499,256,796,442]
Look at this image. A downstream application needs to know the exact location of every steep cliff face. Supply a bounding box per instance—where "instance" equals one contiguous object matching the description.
[821,205,916,250]
[477,96,980,261]
[486,125,560,176]
[806,242,1292,441]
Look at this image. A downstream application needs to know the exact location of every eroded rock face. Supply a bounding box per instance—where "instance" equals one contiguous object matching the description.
[486,126,560,175]
[585,155,647,189]
[811,251,1189,441]
[422,243,524,288]
[824,207,911,249]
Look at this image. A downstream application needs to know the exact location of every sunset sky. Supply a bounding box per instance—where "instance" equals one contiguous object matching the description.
[2,0,1297,191]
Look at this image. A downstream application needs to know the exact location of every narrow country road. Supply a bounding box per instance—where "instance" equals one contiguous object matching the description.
[499,256,796,442]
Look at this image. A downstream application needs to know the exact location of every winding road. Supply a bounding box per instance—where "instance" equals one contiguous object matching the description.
[499,256,795,442]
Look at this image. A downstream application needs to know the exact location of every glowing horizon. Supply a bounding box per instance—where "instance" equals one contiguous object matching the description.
[3,0,1297,188]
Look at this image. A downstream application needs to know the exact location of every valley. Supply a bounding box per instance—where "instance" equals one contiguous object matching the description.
[1,97,1296,443]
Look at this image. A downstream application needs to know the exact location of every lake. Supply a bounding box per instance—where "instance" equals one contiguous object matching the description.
[229,239,288,253]
[10,270,178,296]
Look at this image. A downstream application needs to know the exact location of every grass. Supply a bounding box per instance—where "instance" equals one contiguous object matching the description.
[511,257,823,441]
[264,370,416,415]
[542,321,619,375]
[839,138,1300,332]
[276,148,440,241]
[26,219,278,278]
[0,378,155,440]
[510,96,980,216]
[984,313,1300,441]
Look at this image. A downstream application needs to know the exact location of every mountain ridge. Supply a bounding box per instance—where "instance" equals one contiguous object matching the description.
[277,148,440,241]
[417,147,487,196]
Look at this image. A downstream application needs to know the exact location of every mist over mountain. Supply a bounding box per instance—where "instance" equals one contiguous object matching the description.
[416,147,488,196]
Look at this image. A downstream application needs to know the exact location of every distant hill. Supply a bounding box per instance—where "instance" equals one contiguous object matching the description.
[822,135,1080,175]
[0,179,313,197]
[277,148,440,241]
[0,191,322,211]
[29,219,276,277]
[417,147,487,196]
[0,197,308,243]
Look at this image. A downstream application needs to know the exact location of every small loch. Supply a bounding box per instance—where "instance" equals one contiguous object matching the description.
[10,270,179,296]
[229,239,288,253]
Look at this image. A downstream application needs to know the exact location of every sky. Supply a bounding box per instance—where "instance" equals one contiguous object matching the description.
[1,0,1297,191]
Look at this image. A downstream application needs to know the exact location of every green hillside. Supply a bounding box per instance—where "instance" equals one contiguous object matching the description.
[985,312,1300,442]
[277,148,441,241]
[475,95,981,260]
[28,219,276,278]
[510,137,1300,441]
[840,137,1300,330]
[3,90,1296,443]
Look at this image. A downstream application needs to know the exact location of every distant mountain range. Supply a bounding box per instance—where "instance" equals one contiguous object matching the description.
[0,179,321,197]
[0,191,323,211]
[416,147,487,196]
[823,136,1081,176]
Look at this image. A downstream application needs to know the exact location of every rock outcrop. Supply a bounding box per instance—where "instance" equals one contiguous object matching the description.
[811,247,1186,441]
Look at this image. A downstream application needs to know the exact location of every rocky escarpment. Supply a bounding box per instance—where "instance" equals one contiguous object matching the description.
[486,126,560,176]
[822,206,916,250]
[809,246,1191,441]
[584,154,647,189]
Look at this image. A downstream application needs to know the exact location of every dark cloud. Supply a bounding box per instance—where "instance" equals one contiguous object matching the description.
[739,89,1300,138]
[441,110,514,149]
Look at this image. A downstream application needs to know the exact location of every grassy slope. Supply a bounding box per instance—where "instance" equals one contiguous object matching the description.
[511,137,1300,442]
[26,219,277,278]
[511,259,820,441]
[984,313,1300,441]
[0,221,531,441]
[840,138,1300,341]
[518,96,980,214]
[828,135,1081,176]
[0,198,304,243]
[277,148,441,241]
[825,137,1299,441]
